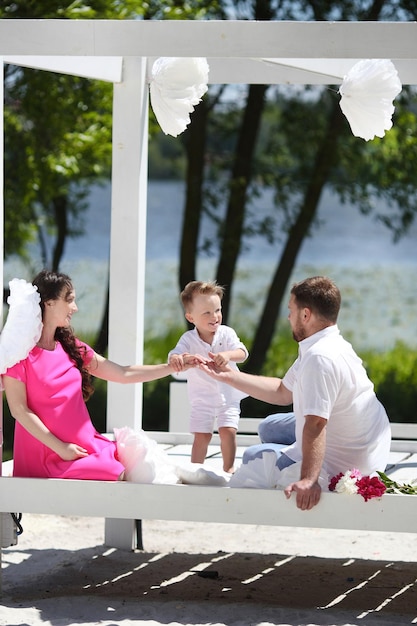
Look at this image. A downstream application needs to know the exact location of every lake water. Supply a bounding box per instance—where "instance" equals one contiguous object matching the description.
[4,180,417,351]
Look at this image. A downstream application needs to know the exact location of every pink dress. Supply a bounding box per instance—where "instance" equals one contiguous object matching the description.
[4,341,125,480]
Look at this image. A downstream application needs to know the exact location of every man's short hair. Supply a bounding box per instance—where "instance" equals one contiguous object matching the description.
[291,276,341,323]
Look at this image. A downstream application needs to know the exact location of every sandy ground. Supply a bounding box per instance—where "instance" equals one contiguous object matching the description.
[1,514,417,626]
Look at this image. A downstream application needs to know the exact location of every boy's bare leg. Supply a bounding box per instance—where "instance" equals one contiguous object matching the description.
[191,432,212,464]
[219,426,237,473]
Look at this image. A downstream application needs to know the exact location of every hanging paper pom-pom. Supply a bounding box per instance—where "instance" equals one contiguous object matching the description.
[149,57,209,137]
[0,278,43,375]
[339,59,402,141]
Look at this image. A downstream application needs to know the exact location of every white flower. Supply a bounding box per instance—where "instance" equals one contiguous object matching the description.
[335,470,359,495]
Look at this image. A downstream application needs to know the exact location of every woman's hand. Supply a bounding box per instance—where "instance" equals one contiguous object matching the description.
[58,442,89,461]
[169,353,187,372]
[169,353,209,372]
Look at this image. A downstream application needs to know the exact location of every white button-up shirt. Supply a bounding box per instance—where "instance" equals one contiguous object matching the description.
[169,325,248,408]
[282,325,391,476]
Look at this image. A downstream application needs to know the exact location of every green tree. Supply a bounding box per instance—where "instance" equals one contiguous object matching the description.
[244,82,417,373]
[2,1,145,270]
[173,0,417,373]
[4,66,113,268]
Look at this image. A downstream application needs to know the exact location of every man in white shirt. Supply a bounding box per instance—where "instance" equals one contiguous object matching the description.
[199,276,391,510]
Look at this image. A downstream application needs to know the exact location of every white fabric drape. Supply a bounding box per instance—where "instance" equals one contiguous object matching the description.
[339,59,402,141]
[149,57,209,137]
[0,279,42,376]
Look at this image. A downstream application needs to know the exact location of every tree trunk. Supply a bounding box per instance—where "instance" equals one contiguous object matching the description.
[179,99,208,292]
[52,195,68,271]
[243,100,346,374]
[215,0,273,321]
[94,279,109,355]
[216,83,268,321]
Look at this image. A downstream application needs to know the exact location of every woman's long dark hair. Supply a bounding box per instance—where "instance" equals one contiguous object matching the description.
[32,270,94,401]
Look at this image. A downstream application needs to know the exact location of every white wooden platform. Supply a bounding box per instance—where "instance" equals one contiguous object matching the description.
[1,423,417,532]
[0,471,416,534]
[1,382,417,537]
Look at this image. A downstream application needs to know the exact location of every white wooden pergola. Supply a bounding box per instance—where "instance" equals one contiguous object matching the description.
[1,19,417,546]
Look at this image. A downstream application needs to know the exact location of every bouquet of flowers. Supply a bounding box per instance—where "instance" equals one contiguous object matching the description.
[329,469,386,502]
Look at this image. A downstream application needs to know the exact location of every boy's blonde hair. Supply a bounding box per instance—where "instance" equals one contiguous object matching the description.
[180,280,225,312]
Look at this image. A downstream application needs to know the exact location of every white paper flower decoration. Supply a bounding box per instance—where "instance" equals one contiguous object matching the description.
[149,57,209,137]
[0,278,43,374]
[339,59,402,141]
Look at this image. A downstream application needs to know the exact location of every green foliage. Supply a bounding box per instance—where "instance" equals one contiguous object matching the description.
[85,377,108,434]
[261,326,299,377]
[141,326,187,430]
[0,1,145,19]
[142,377,172,431]
[2,399,14,461]
[241,326,298,418]
[1,0,148,264]
[144,326,186,363]
[377,471,417,495]
[1,0,223,264]
[334,89,417,241]
[140,0,226,20]
[361,342,417,423]
[148,132,186,179]
[4,66,113,262]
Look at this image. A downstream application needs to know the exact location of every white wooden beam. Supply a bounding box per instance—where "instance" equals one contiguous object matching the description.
[259,58,417,85]
[5,54,416,86]
[107,56,148,435]
[0,58,4,594]
[0,57,4,595]
[1,478,417,534]
[4,56,123,82]
[0,20,416,60]
[0,59,4,390]
[104,56,149,550]
[193,57,417,85]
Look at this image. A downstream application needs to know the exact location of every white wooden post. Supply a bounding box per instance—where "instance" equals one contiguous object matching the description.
[104,56,149,549]
[0,58,4,592]
[0,59,4,458]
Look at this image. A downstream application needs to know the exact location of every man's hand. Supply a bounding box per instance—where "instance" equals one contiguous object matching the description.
[284,478,322,510]
[285,414,326,510]
[199,357,233,379]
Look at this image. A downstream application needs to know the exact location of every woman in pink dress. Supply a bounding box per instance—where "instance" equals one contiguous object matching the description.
[2,269,184,480]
